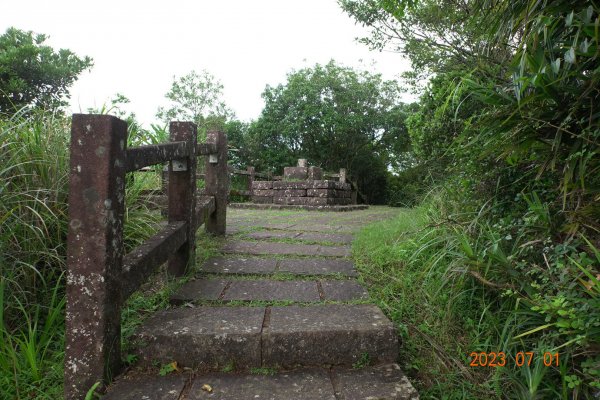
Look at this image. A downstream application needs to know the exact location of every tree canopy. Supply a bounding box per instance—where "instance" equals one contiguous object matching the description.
[245,60,409,203]
[156,70,232,136]
[0,27,92,113]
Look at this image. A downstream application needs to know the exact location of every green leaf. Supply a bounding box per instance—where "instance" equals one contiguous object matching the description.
[565,47,576,64]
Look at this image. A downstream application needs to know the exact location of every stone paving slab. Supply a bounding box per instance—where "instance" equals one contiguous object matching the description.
[103,364,419,399]
[244,230,353,244]
[263,304,398,367]
[170,279,370,303]
[186,369,336,400]
[297,232,353,244]
[278,258,357,277]
[333,364,420,399]
[202,257,277,274]
[201,257,278,275]
[103,374,187,400]
[321,280,370,301]
[245,230,302,240]
[222,241,321,256]
[223,280,321,302]
[170,279,228,304]
[317,245,351,257]
[134,307,265,368]
[222,241,351,257]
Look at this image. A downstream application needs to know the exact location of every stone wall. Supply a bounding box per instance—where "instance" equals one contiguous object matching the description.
[251,160,355,206]
[252,180,354,205]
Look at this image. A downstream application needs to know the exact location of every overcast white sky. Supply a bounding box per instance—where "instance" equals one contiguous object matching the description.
[2,0,412,125]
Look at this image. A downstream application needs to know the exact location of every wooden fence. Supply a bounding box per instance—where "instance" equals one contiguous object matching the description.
[64,114,228,399]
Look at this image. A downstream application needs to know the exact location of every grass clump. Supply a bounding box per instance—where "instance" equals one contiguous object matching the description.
[354,192,600,399]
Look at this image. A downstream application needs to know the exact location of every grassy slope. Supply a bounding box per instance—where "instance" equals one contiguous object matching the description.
[353,207,497,399]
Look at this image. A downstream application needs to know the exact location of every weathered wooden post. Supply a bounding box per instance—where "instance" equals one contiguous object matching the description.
[65,115,127,399]
[246,166,255,194]
[167,122,198,276]
[205,130,228,235]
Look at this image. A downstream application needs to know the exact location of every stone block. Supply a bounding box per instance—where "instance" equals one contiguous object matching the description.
[320,280,369,301]
[307,189,336,198]
[251,196,273,204]
[133,307,265,368]
[273,181,311,189]
[311,180,336,189]
[222,241,320,256]
[284,166,308,180]
[280,189,307,197]
[333,364,420,400]
[274,197,328,206]
[262,304,398,367]
[251,181,273,190]
[103,374,187,400]
[201,257,278,275]
[278,258,357,277]
[308,166,323,180]
[223,280,320,302]
[186,369,336,400]
[170,279,228,304]
[308,189,351,198]
[253,189,274,196]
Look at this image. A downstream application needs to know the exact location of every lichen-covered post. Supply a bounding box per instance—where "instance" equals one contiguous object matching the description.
[65,114,127,400]
[167,122,197,276]
[246,166,255,194]
[205,130,228,235]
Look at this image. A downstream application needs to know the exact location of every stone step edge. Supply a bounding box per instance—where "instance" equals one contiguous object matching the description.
[132,304,398,369]
[169,278,369,304]
[102,364,419,400]
[199,256,358,277]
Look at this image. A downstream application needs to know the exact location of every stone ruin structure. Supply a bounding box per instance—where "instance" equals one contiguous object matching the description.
[251,159,358,207]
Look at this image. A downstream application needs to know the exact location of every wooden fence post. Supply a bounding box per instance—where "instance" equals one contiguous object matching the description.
[167,122,197,276]
[64,115,127,400]
[205,130,228,235]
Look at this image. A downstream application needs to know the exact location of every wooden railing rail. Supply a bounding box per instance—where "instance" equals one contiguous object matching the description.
[64,114,228,399]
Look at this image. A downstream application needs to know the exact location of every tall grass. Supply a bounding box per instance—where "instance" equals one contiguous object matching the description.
[0,109,167,399]
[354,189,599,399]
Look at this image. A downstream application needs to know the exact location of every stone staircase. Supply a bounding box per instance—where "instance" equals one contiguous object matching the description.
[103,208,419,399]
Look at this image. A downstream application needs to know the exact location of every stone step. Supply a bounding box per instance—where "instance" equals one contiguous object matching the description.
[201,256,357,277]
[170,278,369,304]
[103,364,419,399]
[221,240,351,257]
[244,230,353,244]
[132,304,397,369]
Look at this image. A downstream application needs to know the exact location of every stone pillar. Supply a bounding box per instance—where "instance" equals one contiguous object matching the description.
[247,166,255,194]
[167,122,198,276]
[298,158,307,167]
[205,130,228,235]
[339,168,347,184]
[65,115,127,400]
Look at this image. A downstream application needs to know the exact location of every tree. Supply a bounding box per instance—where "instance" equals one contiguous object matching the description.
[248,60,407,203]
[156,70,232,136]
[338,0,509,84]
[0,27,93,113]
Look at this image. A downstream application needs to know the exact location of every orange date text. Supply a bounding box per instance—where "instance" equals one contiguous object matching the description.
[469,352,559,367]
